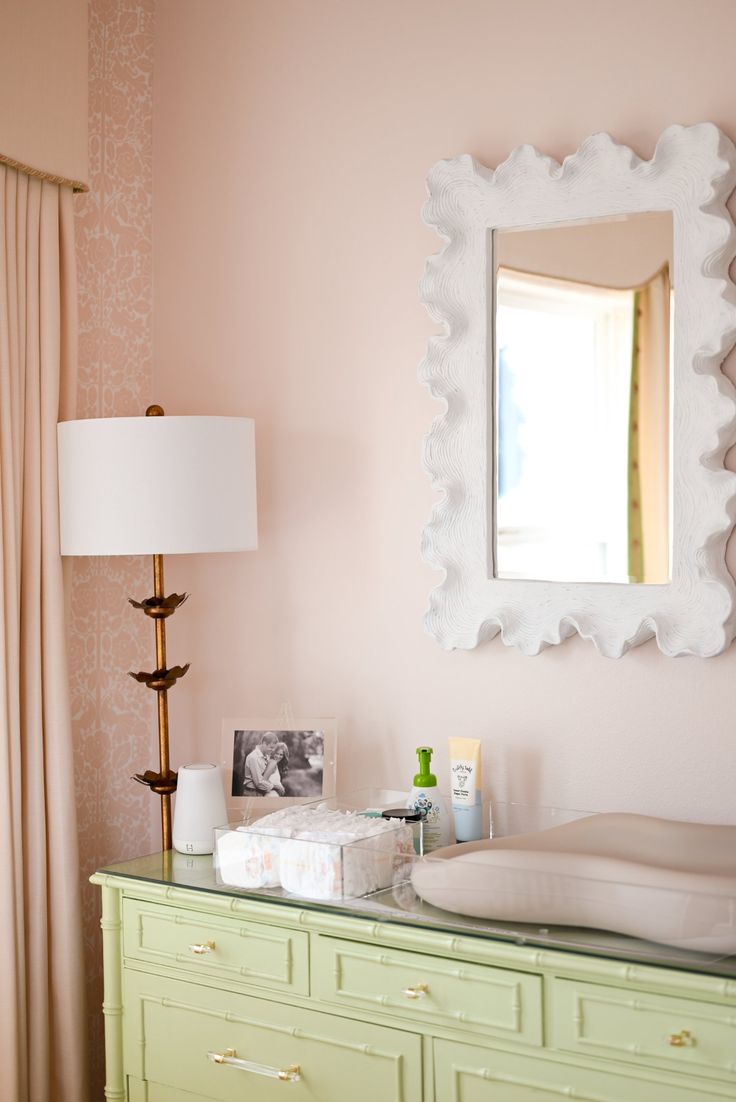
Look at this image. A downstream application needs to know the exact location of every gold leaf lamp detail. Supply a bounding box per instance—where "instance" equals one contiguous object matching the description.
[129,664,191,691]
[128,593,189,618]
[132,769,179,796]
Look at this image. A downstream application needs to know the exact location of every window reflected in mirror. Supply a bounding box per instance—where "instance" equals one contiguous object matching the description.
[493,212,672,585]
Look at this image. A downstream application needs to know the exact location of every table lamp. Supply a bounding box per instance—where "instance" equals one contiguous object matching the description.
[57,405,257,849]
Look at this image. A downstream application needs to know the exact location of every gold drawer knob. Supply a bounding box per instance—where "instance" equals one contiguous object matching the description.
[278,1065,301,1082]
[189,940,215,955]
[668,1029,695,1047]
[402,983,429,1000]
[211,1048,236,1063]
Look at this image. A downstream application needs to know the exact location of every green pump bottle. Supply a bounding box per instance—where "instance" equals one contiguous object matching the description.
[409,746,452,853]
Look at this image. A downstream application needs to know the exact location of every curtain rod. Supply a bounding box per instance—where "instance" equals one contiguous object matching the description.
[0,150,88,193]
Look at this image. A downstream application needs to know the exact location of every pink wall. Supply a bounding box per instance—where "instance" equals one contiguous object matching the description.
[72,0,155,1093]
[151,0,736,824]
[0,0,88,183]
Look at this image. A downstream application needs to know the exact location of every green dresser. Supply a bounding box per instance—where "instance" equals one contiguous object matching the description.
[92,854,736,1102]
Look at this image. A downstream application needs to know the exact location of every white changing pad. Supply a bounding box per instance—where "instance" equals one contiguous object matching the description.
[410,813,736,954]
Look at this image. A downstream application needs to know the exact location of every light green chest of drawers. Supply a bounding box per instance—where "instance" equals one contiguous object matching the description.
[93,859,736,1102]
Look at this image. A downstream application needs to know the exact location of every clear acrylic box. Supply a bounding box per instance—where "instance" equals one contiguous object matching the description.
[214,788,417,902]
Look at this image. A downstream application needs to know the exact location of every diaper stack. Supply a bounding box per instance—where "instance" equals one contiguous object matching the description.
[216,804,414,901]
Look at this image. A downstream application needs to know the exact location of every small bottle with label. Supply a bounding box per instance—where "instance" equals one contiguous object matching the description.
[449,737,483,842]
[408,746,452,854]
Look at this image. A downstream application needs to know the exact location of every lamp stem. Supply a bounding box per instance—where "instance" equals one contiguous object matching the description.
[153,552,172,850]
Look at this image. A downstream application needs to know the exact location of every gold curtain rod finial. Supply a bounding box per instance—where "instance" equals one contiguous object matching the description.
[146,404,165,417]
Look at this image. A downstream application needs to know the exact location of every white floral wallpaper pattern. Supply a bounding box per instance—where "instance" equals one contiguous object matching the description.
[72,0,156,1093]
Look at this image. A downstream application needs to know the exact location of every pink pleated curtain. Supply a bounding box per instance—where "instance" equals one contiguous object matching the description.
[0,163,89,1102]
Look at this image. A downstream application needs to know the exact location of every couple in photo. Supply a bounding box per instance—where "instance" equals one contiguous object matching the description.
[243,731,289,797]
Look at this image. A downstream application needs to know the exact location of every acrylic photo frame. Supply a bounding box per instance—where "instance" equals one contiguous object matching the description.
[220,716,337,818]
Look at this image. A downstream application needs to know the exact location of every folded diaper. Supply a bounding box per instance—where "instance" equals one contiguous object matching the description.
[216,808,296,889]
[215,804,413,900]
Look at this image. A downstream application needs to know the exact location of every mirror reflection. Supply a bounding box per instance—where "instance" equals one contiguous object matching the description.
[493,212,672,585]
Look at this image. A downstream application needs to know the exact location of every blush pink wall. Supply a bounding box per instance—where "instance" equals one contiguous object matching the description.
[152,0,736,824]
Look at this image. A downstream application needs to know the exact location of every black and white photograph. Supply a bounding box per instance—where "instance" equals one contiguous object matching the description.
[220,714,337,811]
[230,729,324,798]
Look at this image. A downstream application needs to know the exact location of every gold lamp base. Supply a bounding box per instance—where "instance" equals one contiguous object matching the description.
[128,550,189,850]
[127,404,190,851]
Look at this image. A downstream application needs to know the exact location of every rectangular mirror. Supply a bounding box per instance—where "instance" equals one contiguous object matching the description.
[493,212,673,585]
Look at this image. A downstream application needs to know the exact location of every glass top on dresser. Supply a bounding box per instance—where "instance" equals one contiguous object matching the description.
[98,850,736,980]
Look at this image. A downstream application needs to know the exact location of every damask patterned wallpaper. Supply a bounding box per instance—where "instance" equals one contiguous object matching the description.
[72,0,156,1090]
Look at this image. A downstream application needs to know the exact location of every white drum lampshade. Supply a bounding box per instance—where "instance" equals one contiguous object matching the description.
[57,415,257,556]
[173,764,228,855]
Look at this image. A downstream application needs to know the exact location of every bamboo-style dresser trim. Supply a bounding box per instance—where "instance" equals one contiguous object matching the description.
[91,873,736,1002]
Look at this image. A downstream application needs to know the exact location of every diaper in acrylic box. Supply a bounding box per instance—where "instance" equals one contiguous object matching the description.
[214,794,415,901]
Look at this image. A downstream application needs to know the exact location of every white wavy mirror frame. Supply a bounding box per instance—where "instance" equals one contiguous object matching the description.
[419,124,736,657]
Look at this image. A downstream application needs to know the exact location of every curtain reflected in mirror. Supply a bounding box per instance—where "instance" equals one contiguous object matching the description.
[493,212,672,585]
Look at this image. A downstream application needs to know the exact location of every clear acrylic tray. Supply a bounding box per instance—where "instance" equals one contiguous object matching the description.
[213,790,736,965]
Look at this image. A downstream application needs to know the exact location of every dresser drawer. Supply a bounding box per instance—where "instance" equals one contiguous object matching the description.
[122,897,309,996]
[312,934,542,1045]
[123,969,422,1102]
[434,1037,722,1102]
[550,977,736,1082]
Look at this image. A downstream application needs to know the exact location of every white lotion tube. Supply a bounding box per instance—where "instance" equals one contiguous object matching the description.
[449,738,482,842]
